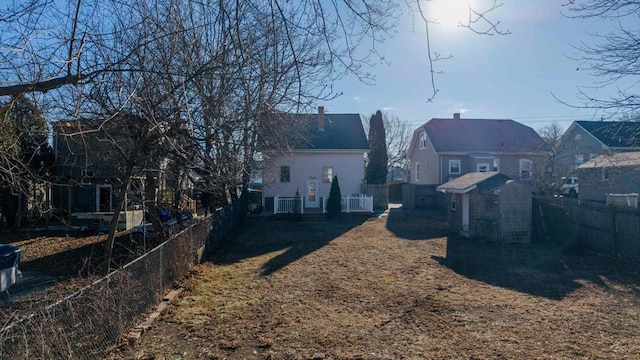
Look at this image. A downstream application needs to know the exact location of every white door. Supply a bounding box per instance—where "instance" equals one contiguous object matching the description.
[306,180,319,208]
[462,193,470,234]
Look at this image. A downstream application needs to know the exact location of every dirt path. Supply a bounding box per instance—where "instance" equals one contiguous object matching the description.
[111,209,640,359]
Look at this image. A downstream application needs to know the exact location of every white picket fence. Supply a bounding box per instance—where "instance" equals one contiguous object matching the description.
[274,195,304,214]
[323,195,373,213]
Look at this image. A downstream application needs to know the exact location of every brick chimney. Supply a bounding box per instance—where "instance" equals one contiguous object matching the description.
[453,112,460,120]
[318,106,325,131]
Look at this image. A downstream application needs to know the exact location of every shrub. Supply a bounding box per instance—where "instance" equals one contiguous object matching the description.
[327,175,342,218]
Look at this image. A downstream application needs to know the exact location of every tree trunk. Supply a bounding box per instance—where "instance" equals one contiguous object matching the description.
[145,171,166,244]
[101,162,135,275]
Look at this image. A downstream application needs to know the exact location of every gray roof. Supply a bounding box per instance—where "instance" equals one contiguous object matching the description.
[576,121,640,148]
[437,172,512,194]
[578,151,640,169]
[421,117,546,153]
[291,113,369,150]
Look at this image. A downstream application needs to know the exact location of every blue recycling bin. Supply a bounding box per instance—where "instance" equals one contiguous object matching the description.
[0,244,21,292]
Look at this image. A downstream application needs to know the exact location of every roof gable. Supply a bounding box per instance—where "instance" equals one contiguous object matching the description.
[423,117,546,153]
[575,121,640,148]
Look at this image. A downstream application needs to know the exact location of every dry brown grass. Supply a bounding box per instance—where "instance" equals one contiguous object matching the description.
[111,209,640,359]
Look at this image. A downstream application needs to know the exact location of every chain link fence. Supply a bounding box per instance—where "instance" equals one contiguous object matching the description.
[0,201,244,359]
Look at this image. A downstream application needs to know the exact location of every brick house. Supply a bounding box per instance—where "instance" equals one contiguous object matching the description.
[437,172,532,243]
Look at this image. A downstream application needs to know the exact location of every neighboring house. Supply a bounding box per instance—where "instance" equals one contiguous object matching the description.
[407,113,548,186]
[262,107,369,212]
[554,121,640,181]
[388,166,409,183]
[437,172,532,243]
[576,151,640,204]
[52,119,145,229]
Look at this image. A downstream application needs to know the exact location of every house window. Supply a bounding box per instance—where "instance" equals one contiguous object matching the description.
[449,160,461,174]
[280,166,290,183]
[519,159,533,180]
[322,166,333,183]
[492,158,500,172]
[575,153,585,166]
[419,131,427,149]
[602,168,610,181]
[477,163,490,172]
[451,195,457,211]
[415,162,420,182]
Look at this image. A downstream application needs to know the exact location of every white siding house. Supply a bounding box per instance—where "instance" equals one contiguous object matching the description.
[262,107,369,212]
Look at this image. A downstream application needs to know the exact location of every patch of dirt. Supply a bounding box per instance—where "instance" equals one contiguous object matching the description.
[108,208,640,359]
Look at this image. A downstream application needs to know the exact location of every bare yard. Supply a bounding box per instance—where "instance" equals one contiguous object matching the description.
[106,208,640,359]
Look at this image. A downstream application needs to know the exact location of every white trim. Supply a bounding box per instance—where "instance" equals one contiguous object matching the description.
[95,185,113,212]
[419,131,427,149]
[519,158,533,180]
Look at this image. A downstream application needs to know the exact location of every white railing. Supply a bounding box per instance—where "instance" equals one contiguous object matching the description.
[274,195,304,214]
[322,195,373,213]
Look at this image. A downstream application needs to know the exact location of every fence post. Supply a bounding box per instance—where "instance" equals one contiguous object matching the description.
[612,205,619,258]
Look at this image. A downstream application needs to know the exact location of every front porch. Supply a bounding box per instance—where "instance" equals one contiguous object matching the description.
[273,195,374,216]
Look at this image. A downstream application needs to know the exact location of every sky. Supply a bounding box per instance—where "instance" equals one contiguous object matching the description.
[324,0,637,134]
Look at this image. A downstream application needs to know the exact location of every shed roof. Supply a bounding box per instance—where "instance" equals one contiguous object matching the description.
[437,172,512,194]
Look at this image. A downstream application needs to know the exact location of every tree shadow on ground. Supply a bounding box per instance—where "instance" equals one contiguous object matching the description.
[212,215,369,276]
[385,207,448,240]
[434,235,640,300]
[19,242,104,277]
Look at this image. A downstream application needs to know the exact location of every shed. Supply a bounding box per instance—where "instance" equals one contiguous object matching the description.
[437,172,532,243]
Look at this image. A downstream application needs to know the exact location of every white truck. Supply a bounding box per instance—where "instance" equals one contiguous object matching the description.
[559,176,579,198]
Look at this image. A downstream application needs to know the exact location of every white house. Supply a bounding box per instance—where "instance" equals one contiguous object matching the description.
[262,107,369,212]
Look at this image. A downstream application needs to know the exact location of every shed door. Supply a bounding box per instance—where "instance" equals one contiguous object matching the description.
[462,193,470,233]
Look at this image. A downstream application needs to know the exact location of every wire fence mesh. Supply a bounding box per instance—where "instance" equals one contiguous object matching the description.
[0,201,243,359]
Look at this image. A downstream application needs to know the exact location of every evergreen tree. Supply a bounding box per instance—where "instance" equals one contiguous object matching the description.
[327,175,342,218]
[365,110,388,184]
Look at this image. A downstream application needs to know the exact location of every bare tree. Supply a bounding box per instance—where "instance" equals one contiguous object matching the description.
[0,0,509,268]
[537,122,565,191]
[539,122,565,146]
[383,112,412,174]
[560,0,640,115]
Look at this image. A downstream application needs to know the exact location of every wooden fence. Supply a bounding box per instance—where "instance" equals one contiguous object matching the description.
[363,184,388,211]
[533,196,640,263]
[402,184,446,210]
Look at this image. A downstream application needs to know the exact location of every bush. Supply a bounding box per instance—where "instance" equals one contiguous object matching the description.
[327,175,342,218]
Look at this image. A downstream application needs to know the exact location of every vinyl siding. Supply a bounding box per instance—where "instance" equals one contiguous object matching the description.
[407,131,439,185]
[263,151,366,199]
